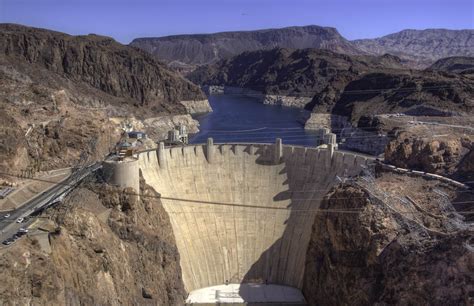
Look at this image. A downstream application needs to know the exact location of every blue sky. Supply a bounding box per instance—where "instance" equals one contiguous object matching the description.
[1,0,472,43]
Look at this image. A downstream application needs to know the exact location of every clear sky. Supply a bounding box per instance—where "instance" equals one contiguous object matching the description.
[0,0,472,44]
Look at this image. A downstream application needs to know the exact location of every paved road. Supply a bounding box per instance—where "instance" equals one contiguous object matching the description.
[0,163,101,245]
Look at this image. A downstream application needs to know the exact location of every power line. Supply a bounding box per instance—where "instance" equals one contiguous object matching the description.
[1,170,472,195]
[0,172,472,217]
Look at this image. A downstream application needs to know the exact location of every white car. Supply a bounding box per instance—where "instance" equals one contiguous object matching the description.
[16,217,24,223]
[3,214,10,218]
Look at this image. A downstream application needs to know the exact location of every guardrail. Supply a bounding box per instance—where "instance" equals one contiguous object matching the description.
[376,161,469,189]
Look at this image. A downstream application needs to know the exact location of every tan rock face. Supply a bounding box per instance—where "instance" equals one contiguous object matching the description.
[0,183,185,305]
[384,132,473,177]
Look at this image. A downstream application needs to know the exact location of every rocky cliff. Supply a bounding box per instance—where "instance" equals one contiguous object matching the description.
[0,23,205,112]
[189,48,403,99]
[0,179,186,305]
[353,29,474,68]
[130,25,362,66]
[0,24,209,179]
[189,48,473,123]
[330,70,474,123]
[385,131,473,181]
[429,56,474,75]
[303,171,473,305]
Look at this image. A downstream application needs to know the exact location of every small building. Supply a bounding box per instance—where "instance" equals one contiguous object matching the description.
[128,131,147,140]
[165,124,188,145]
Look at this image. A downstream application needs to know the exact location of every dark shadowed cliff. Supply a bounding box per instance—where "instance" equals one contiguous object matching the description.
[188,48,404,97]
[189,48,474,122]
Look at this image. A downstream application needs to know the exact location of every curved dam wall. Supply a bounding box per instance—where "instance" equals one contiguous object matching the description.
[138,142,370,292]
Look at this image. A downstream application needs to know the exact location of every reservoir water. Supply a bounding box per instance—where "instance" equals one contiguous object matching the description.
[190,94,318,146]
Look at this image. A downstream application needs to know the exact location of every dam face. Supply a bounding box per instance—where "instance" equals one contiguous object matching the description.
[138,142,369,301]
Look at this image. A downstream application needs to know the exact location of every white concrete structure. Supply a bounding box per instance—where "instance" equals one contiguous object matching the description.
[137,140,371,302]
[186,283,306,304]
[102,157,140,194]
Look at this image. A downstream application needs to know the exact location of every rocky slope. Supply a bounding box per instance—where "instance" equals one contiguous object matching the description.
[130,25,363,66]
[0,179,186,305]
[0,24,209,179]
[303,171,473,305]
[189,48,403,98]
[385,131,473,181]
[330,69,474,123]
[429,56,474,75]
[0,56,121,177]
[190,48,474,123]
[353,29,474,68]
[0,23,205,112]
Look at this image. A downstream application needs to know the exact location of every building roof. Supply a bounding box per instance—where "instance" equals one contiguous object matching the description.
[128,131,146,138]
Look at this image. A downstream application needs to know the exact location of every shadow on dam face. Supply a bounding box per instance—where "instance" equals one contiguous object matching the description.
[138,143,369,303]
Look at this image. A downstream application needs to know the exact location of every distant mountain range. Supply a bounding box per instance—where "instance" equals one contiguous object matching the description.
[353,29,474,67]
[130,26,474,68]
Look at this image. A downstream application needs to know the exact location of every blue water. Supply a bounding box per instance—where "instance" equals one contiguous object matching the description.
[190,94,318,146]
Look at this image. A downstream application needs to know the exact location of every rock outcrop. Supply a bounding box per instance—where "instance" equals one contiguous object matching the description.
[180,99,213,114]
[384,131,473,179]
[0,180,186,305]
[428,56,474,75]
[303,172,472,305]
[330,71,473,124]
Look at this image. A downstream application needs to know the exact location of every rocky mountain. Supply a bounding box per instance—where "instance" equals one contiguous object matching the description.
[0,23,205,113]
[0,24,208,177]
[189,48,404,97]
[428,56,474,74]
[189,48,474,123]
[131,26,474,69]
[130,25,363,67]
[353,29,474,68]
[384,130,473,181]
[303,172,472,305]
[330,69,473,123]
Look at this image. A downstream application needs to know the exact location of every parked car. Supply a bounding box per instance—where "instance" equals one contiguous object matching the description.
[18,227,28,233]
[12,234,20,240]
[2,238,14,245]
[16,217,24,223]
[3,213,10,218]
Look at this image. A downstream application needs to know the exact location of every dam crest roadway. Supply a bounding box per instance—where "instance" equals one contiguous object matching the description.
[104,139,373,304]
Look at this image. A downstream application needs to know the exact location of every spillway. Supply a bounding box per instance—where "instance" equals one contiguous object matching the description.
[137,141,370,304]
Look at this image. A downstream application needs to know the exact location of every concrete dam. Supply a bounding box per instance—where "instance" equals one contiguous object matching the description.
[121,140,370,303]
